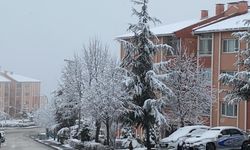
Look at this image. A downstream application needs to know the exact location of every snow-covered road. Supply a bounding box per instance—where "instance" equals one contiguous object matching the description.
[1,127,54,150]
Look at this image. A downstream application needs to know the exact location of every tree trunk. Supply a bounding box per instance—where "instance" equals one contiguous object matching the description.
[145,125,151,150]
[95,120,101,142]
[180,117,184,127]
[78,109,81,133]
[106,118,110,146]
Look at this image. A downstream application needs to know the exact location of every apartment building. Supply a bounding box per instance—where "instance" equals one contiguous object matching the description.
[0,71,41,117]
[118,0,250,132]
[0,76,10,114]
[193,1,250,131]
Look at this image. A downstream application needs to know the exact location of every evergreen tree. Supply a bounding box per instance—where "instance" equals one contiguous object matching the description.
[120,0,173,149]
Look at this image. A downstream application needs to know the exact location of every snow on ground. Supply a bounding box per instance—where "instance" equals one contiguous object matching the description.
[0,119,35,127]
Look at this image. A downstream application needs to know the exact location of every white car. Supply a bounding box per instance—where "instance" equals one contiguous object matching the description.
[0,131,5,143]
[159,125,209,150]
[183,126,250,150]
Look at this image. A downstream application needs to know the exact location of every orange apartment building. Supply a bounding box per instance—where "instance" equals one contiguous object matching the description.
[0,71,41,117]
[0,76,10,114]
[118,1,250,132]
[193,1,250,131]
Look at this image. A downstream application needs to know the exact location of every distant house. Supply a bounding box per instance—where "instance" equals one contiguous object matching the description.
[0,71,41,117]
[0,75,10,114]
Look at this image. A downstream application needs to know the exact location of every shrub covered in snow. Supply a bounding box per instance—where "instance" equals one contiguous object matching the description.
[116,137,145,149]
[68,139,84,149]
[57,127,70,144]
[84,141,106,150]
[80,125,91,142]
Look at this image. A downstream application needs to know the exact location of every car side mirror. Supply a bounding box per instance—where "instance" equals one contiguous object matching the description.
[218,134,223,138]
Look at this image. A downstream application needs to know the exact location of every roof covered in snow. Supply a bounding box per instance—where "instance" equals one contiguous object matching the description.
[0,75,10,82]
[116,19,200,39]
[194,12,250,33]
[6,72,40,82]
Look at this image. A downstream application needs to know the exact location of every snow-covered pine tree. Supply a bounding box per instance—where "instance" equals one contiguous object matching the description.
[119,0,173,149]
[220,20,250,103]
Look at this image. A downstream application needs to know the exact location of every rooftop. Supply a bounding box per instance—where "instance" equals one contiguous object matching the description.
[116,19,200,39]
[194,11,250,33]
[0,75,10,82]
[5,72,40,82]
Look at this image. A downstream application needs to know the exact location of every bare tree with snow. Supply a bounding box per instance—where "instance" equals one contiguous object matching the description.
[154,52,212,127]
[81,38,110,143]
[33,99,56,137]
[55,54,84,128]
[83,59,126,146]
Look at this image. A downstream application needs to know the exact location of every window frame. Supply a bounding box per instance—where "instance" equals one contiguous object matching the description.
[222,39,239,53]
[199,34,212,55]
[221,102,238,117]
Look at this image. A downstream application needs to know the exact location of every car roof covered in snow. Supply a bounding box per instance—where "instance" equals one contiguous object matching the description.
[160,125,209,142]
[194,11,250,33]
[210,126,240,130]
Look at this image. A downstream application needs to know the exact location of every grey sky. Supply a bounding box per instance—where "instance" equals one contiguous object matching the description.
[0,0,240,97]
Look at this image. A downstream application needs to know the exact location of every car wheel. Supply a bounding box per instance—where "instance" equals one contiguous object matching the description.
[206,143,215,150]
[177,144,182,150]
[242,141,249,150]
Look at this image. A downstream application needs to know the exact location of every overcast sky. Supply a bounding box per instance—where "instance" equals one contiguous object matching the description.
[0,0,242,97]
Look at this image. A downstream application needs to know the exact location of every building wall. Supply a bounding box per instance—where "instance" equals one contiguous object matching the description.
[210,31,248,130]
[0,82,10,113]
[0,72,41,117]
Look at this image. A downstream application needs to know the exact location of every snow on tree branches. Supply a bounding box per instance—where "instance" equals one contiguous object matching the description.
[119,0,174,149]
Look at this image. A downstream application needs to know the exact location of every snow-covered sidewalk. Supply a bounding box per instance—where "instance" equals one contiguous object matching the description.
[0,119,36,128]
[34,138,74,150]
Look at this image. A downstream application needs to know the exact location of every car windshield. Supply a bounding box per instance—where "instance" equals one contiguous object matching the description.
[200,128,220,138]
[168,127,197,139]
[189,128,209,137]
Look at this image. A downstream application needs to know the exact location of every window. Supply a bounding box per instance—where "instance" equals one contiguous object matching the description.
[16,83,21,88]
[222,39,239,52]
[25,92,30,96]
[199,34,212,55]
[229,129,243,135]
[221,102,237,117]
[201,68,211,82]
[221,129,230,135]
[163,37,180,56]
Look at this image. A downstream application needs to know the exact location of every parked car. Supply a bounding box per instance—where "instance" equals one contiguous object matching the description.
[159,125,209,150]
[183,126,250,150]
[0,131,5,143]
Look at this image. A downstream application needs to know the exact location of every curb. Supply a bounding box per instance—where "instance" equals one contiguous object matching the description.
[33,139,59,150]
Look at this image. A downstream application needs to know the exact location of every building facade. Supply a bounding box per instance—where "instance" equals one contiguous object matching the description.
[118,0,250,132]
[0,71,41,117]
[194,1,250,131]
